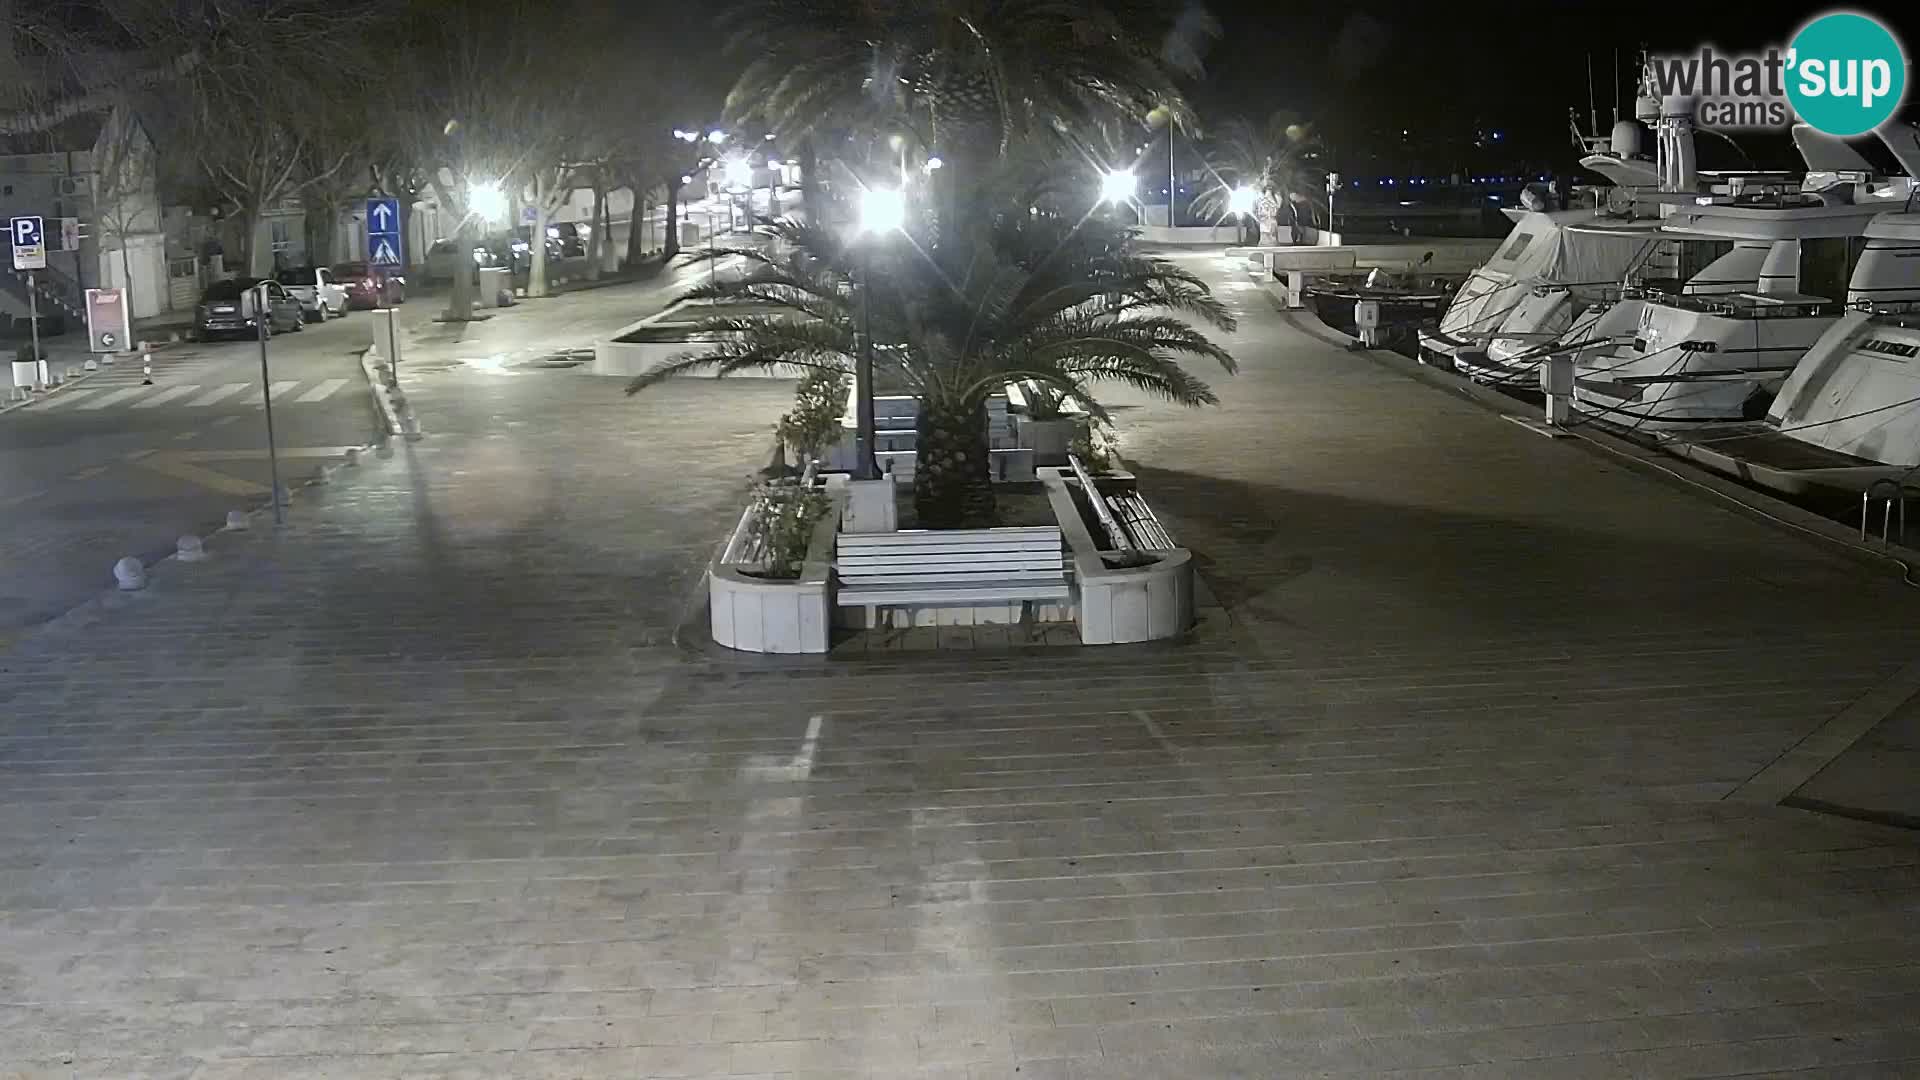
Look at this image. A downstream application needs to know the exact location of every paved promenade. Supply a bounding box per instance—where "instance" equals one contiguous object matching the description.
[1,254,1917,1079]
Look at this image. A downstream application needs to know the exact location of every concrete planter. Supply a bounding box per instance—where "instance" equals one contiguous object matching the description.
[1040,468,1194,645]
[708,487,843,654]
[591,299,785,378]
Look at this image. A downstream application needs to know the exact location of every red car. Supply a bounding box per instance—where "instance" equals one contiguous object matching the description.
[331,261,407,309]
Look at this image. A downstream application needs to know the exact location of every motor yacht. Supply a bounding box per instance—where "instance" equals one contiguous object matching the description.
[1659,210,1920,494]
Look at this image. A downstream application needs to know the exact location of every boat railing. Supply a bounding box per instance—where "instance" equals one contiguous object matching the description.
[1647,293,1846,320]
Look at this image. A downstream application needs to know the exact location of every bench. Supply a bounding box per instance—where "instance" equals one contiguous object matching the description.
[1069,454,1177,551]
[835,527,1069,622]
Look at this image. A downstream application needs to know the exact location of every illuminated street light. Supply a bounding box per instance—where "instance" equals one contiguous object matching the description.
[724,157,754,190]
[1100,169,1137,204]
[858,187,906,233]
[707,130,727,144]
[1227,185,1258,216]
[924,156,943,171]
[763,133,776,141]
[469,180,507,222]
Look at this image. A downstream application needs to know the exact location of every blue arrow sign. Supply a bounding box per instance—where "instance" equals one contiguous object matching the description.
[365,198,402,268]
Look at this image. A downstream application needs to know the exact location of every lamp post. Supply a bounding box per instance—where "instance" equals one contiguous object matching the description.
[853,186,905,481]
[253,281,285,525]
[1228,184,1257,244]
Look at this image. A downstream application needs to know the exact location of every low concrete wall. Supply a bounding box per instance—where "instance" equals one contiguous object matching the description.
[708,490,841,654]
[1039,468,1194,645]
[1136,224,1243,246]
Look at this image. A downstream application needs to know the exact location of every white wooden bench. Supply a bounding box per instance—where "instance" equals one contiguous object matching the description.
[835,527,1069,623]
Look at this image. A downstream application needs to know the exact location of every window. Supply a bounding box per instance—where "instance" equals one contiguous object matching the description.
[1494,232,1535,265]
[317,268,332,284]
[1799,236,1866,301]
[269,218,291,253]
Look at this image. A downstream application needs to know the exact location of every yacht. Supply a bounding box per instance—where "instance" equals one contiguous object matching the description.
[1419,204,1664,373]
[1569,179,1912,429]
[1660,211,1920,494]
[1459,229,1775,386]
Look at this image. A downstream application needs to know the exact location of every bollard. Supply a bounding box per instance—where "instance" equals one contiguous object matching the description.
[343,447,361,467]
[176,535,207,562]
[140,351,153,385]
[224,510,250,531]
[113,557,146,591]
[310,467,331,486]
[83,358,98,372]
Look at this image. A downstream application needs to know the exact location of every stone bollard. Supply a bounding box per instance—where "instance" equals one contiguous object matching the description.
[225,510,250,531]
[310,467,330,486]
[343,447,361,467]
[83,358,98,371]
[176,535,207,562]
[113,557,146,591]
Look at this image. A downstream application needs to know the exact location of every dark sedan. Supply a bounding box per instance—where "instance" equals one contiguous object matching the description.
[332,261,407,309]
[195,278,305,340]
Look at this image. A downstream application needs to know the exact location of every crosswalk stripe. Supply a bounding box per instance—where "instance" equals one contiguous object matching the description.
[79,387,152,410]
[295,378,349,403]
[132,385,202,409]
[265,381,300,401]
[188,383,249,407]
[35,389,99,410]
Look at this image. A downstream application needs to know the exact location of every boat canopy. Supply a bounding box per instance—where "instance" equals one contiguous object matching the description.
[1482,210,1658,286]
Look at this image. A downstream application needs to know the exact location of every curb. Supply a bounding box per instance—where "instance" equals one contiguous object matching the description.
[358,345,423,439]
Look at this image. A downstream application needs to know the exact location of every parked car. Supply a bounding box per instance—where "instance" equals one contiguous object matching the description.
[196,278,305,340]
[423,239,498,284]
[274,266,351,321]
[331,261,407,309]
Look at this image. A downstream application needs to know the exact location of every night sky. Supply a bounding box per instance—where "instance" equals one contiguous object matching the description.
[1196,0,1920,174]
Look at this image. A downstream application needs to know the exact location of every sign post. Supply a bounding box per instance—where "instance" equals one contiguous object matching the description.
[255,282,284,526]
[11,216,47,389]
[85,289,131,354]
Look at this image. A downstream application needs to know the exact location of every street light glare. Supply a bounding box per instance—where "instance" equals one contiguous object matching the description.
[470,180,507,222]
[925,156,943,171]
[724,157,754,189]
[1227,185,1258,215]
[858,187,906,233]
[1100,169,1137,204]
[707,130,727,144]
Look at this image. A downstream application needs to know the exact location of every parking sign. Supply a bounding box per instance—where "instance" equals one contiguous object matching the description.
[10,215,46,270]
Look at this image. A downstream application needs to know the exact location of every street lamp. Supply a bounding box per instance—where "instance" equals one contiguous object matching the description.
[1227,185,1258,245]
[469,180,507,223]
[706,129,727,144]
[1100,169,1137,204]
[850,186,905,481]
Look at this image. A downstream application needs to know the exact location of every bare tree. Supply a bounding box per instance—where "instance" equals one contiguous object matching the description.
[88,100,161,314]
[119,0,373,276]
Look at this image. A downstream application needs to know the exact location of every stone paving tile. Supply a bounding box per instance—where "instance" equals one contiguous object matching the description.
[2,259,1919,1077]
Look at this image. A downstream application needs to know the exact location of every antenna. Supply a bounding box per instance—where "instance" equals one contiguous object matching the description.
[1612,49,1621,124]
[1587,54,1599,136]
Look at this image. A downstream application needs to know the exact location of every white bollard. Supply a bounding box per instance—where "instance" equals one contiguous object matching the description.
[141,351,153,385]
[225,510,250,531]
[343,447,361,466]
[176,535,207,561]
[83,358,98,371]
[113,557,146,591]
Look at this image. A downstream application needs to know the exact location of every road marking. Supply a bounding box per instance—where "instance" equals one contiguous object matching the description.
[264,380,301,401]
[67,465,109,481]
[79,386,151,410]
[295,378,349,403]
[172,429,201,442]
[0,491,44,508]
[187,383,248,407]
[210,414,243,428]
[124,446,361,497]
[132,384,201,408]
[124,449,156,462]
[35,388,99,410]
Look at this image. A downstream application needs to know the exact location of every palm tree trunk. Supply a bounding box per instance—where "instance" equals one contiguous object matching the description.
[798,139,821,226]
[914,396,995,529]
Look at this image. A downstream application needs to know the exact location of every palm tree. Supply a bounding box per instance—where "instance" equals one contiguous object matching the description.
[625,203,1236,529]
[722,0,1215,251]
[1194,112,1323,244]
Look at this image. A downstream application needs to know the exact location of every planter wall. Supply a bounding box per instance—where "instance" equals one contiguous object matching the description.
[1040,468,1195,645]
[708,487,843,654]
